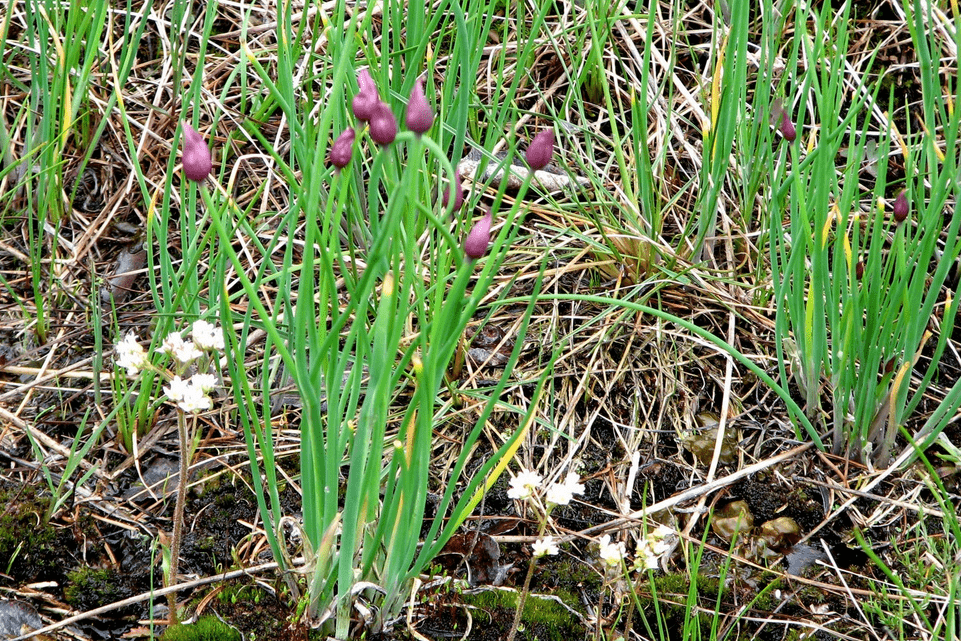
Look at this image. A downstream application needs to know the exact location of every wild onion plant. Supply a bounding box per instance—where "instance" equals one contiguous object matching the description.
[7,0,110,342]
[692,0,749,261]
[124,1,593,634]
[768,1,961,465]
[285,72,561,634]
[189,51,561,638]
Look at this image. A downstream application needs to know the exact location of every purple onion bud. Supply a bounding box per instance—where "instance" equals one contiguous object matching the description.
[352,69,380,122]
[778,111,796,142]
[882,357,897,374]
[406,78,434,135]
[769,99,796,142]
[855,260,865,280]
[181,122,212,182]
[464,209,493,260]
[893,190,909,223]
[442,171,464,210]
[526,129,555,171]
[329,128,355,169]
[369,102,397,146]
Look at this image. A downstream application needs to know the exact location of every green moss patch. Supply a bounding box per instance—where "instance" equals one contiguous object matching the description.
[64,567,132,610]
[161,616,242,641]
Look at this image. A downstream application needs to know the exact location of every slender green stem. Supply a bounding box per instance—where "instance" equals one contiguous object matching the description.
[166,410,192,623]
[506,515,548,641]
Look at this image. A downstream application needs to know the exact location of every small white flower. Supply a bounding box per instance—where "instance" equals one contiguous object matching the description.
[545,483,573,506]
[633,549,660,572]
[161,332,203,365]
[649,538,672,556]
[531,536,559,558]
[507,468,543,500]
[560,472,585,496]
[164,375,191,403]
[191,319,224,351]
[544,472,585,506]
[648,525,675,555]
[632,525,676,572]
[115,332,149,375]
[598,535,626,568]
[190,373,217,392]
[177,383,212,413]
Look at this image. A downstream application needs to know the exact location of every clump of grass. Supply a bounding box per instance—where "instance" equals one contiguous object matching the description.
[858,437,961,640]
[769,1,961,465]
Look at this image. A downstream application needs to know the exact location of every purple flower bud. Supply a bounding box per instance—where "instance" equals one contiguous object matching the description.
[464,209,493,260]
[893,190,909,223]
[352,69,380,122]
[882,357,897,374]
[181,122,212,182]
[769,100,796,142]
[778,110,796,142]
[329,128,355,169]
[406,78,434,135]
[369,101,397,146]
[526,129,555,171]
[442,171,464,210]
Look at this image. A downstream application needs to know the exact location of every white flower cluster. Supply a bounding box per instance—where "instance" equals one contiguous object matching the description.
[545,472,585,507]
[164,374,215,413]
[191,319,225,351]
[114,318,224,414]
[597,525,675,573]
[115,332,150,375]
[531,536,559,558]
[161,331,203,365]
[506,468,543,500]
[507,469,585,507]
[507,468,585,561]
[632,525,676,572]
[598,535,627,568]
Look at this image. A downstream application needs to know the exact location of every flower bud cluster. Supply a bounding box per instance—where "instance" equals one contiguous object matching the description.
[769,99,796,143]
[335,70,560,262]
[329,129,355,169]
[405,78,434,135]
[353,70,435,146]
[777,110,796,142]
[526,129,555,170]
[326,69,438,170]
[464,209,493,260]
[442,171,464,211]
